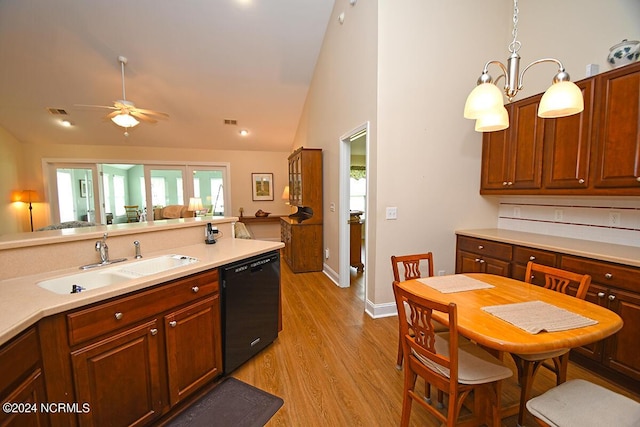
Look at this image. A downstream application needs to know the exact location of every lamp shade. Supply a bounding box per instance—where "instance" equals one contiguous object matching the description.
[111,113,140,128]
[475,106,509,132]
[464,83,505,119]
[188,197,203,212]
[281,185,290,200]
[538,81,584,118]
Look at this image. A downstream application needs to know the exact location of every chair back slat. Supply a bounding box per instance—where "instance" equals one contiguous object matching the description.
[525,261,591,300]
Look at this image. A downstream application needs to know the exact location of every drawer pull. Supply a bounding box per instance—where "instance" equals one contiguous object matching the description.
[478,245,484,250]
[608,295,616,301]
[529,256,536,261]
[578,178,585,184]
[114,312,123,320]
[597,292,606,298]
[605,273,613,279]
[169,321,177,328]
[150,328,158,336]
[192,286,200,293]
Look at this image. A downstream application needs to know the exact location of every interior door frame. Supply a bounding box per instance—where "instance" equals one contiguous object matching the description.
[338,121,370,289]
[44,162,101,225]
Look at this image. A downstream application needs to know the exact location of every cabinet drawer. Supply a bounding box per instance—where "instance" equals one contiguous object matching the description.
[513,246,558,266]
[67,269,218,346]
[457,236,512,261]
[561,256,638,293]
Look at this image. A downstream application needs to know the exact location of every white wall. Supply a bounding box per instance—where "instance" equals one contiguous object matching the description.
[0,128,24,234]
[294,0,640,316]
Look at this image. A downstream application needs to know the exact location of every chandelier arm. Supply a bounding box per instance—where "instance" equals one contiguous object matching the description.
[518,58,564,91]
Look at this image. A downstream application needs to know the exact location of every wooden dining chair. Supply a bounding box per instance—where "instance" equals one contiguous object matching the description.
[526,379,640,427]
[124,205,139,223]
[512,261,592,427]
[391,252,436,368]
[393,280,512,427]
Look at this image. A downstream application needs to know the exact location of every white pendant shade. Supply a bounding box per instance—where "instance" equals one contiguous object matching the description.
[464,83,504,119]
[111,113,140,128]
[475,106,509,132]
[538,81,584,118]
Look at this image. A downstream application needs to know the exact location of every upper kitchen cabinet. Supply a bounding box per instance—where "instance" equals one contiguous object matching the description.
[542,78,595,190]
[480,61,640,195]
[481,95,544,192]
[593,62,640,190]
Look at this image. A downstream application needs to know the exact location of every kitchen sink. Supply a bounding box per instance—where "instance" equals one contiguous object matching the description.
[37,254,199,294]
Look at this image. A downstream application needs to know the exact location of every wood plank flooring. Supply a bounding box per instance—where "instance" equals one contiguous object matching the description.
[232,259,639,426]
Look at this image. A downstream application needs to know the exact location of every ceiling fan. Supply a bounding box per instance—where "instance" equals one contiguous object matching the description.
[77,56,169,132]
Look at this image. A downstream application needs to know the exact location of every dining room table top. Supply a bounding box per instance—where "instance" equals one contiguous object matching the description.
[398,273,623,355]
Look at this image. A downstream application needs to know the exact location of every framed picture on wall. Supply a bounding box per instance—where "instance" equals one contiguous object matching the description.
[79,179,88,198]
[251,173,274,201]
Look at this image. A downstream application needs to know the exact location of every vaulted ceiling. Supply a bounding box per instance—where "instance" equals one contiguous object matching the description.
[0,0,334,152]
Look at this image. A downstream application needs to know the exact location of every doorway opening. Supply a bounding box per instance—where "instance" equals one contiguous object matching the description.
[339,123,369,299]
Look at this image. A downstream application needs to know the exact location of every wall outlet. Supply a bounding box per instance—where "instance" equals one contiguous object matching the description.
[438,270,446,276]
[325,248,330,259]
[554,209,563,222]
[609,212,621,227]
[385,207,398,220]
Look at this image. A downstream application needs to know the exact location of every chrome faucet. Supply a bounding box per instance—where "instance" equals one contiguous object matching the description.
[134,240,142,259]
[96,233,109,264]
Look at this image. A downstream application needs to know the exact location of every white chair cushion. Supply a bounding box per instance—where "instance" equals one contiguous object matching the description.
[526,379,640,427]
[412,333,512,385]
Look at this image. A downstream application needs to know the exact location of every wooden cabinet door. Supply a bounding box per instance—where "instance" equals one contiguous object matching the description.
[165,296,222,406]
[571,283,608,362]
[289,224,323,272]
[455,250,510,276]
[604,288,640,380]
[481,96,544,192]
[543,79,594,189]
[71,320,163,427]
[0,370,49,427]
[593,62,640,189]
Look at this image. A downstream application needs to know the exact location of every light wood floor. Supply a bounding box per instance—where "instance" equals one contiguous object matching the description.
[232,260,639,426]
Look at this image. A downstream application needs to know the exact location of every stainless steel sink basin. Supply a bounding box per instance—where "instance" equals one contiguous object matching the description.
[37,254,199,294]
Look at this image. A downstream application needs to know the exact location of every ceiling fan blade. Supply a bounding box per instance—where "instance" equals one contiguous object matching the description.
[132,108,169,119]
[130,110,158,123]
[74,104,118,110]
[106,110,125,119]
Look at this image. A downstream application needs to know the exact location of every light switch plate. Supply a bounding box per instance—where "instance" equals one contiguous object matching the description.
[386,207,398,220]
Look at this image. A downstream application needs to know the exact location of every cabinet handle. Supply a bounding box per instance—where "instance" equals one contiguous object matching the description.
[114,312,123,320]
[507,181,513,186]
[597,292,606,298]
[636,177,640,182]
[192,286,200,293]
[529,256,536,261]
[578,178,585,184]
[605,273,613,279]
[608,294,616,301]
[150,328,158,336]
[478,245,484,250]
[169,321,177,328]
[502,181,508,186]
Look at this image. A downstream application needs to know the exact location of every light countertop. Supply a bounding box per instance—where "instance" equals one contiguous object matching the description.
[0,238,284,346]
[456,228,640,268]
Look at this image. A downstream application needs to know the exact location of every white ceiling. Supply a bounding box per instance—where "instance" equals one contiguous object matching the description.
[0,0,334,152]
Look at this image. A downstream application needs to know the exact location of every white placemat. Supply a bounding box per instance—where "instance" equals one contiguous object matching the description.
[482,300,598,334]
[417,275,495,293]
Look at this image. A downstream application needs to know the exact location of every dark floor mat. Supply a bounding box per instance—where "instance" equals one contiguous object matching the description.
[166,377,284,427]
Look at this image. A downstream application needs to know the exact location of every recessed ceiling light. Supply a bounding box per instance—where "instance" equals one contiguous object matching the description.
[239,129,249,136]
[60,120,72,127]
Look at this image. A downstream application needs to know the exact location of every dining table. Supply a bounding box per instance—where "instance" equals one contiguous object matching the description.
[397,273,624,426]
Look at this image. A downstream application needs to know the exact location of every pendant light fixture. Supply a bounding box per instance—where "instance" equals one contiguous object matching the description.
[464,0,584,132]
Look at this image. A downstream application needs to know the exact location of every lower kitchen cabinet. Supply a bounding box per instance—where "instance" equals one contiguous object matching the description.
[561,255,640,389]
[455,236,512,277]
[40,268,223,427]
[165,296,222,406]
[0,327,49,427]
[456,232,640,393]
[71,320,163,427]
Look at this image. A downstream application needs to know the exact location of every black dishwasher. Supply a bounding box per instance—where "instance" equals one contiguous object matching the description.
[220,250,280,374]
